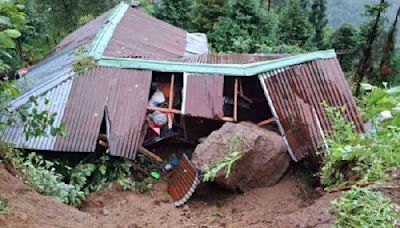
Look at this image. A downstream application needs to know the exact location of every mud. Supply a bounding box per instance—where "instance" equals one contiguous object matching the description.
[0,165,337,227]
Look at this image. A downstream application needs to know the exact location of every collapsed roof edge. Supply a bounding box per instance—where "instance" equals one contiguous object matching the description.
[96,49,337,76]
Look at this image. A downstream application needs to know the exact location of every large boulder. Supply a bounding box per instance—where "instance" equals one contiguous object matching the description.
[192,122,291,191]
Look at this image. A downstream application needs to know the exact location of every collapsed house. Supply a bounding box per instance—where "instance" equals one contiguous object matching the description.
[1,3,364,206]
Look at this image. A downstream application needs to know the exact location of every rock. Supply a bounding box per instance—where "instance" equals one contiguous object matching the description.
[192,122,290,191]
[102,208,110,216]
[13,211,28,221]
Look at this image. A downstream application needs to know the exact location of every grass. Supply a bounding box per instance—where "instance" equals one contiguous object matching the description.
[333,187,400,227]
[0,196,8,215]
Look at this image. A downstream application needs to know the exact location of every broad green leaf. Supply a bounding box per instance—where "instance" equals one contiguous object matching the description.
[0,33,15,48]
[0,50,12,58]
[4,29,21,38]
[15,4,25,10]
[360,83,374,91]
[386,86,400,96]
[0,16,11,25]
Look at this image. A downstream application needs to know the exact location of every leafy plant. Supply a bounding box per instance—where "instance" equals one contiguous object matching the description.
[0,195,8,214]
[78,14,94,25]
[203,134,243,182]
[0,0,27,73]
[333,187,400,227]
[320,85,400,189]
[72,56,96,74]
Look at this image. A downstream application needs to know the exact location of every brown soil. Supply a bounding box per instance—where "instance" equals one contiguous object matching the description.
[378,167,400,205]
[0,165,338,228]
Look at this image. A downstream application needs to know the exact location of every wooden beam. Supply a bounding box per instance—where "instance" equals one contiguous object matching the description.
[233,77,238,122]
[138,146,163,162]
[168,74,175,129]
[222,117,234,122]
[257,118,275,127]
[147,106,181,114]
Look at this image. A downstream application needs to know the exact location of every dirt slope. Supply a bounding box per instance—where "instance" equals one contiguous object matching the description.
[0,165,96,228]
[0,165,337,227]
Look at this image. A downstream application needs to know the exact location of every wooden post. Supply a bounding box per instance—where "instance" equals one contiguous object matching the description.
[233,77,238,122]
[168,74,175,129]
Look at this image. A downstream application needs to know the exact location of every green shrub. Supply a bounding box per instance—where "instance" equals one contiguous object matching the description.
[72,56,96,74]
[333,187,400,227]
[0,195,8,214]
[320,85,400,189]
[0,144,156,207]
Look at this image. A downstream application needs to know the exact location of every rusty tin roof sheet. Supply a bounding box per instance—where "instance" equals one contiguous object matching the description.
[182,52,224,119]
[260,58,364,161]
[105,69,152,159]
[54,67,151,159]
[181,53,289,64]
[103,7,188,60]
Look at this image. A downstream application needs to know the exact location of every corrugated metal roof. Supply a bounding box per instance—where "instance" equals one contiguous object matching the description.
[1,79,73,150]
[54,68,111,152]
[53,67,151,158]
[54,8,113,53]
[106,69,152,160]
[259,58,364,161]
[182,73,224,119]
[182,53,224,119]
[9,9,113,111]
[181,53,289,64]
[103,7,188,60]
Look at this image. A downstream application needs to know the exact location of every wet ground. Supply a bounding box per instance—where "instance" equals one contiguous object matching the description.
[0,164,338,228]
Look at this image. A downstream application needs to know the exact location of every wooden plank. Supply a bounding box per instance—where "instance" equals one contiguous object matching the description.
[233,77,238,122]
[147,106,181,114]
[138,146,163,162]
[257,118,275,127]
[168,74,175,129]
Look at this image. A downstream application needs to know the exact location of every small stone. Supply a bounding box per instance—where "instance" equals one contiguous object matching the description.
[13,212,28,221]
[102,208,110,216]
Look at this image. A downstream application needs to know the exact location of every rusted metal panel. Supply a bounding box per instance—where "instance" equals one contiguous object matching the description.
[104,7,187,60]
[183,73,224,119]
[168,154,199,207]
[181,53,289,64]
[54,68,112,152]
[54,9,112,53]
[260,58,363,161]
[54,67,151,158]
[106,69,152,159]
[180,53,287,119]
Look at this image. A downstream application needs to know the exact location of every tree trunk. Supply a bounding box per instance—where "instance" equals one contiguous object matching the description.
[268,0,272,12]
[379,4,400,78]
[354,0,385,96]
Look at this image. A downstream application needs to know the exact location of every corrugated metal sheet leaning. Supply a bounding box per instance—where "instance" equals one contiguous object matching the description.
[259,58,364,161]
[168,154,200,207]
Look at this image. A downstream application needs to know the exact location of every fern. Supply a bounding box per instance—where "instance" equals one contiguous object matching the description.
[203,134,243,182]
